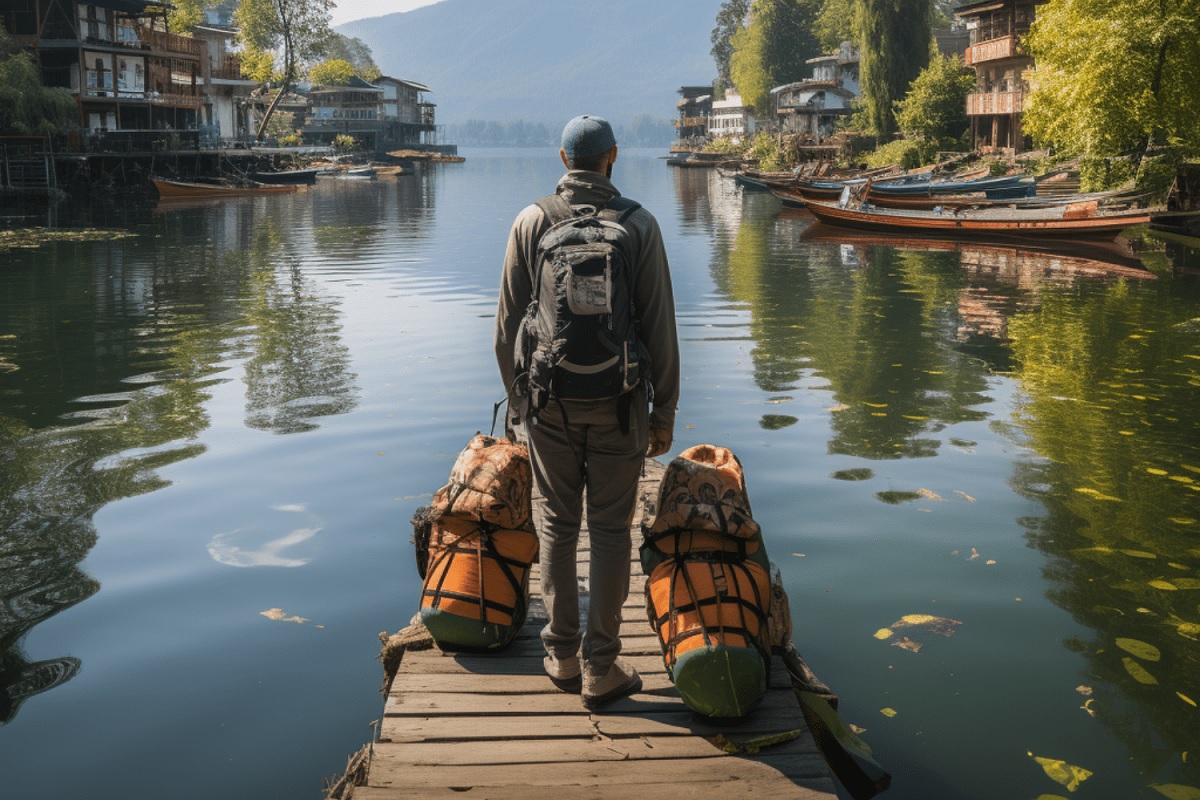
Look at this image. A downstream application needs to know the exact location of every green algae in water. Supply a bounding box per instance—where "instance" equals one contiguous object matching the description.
[833,468,875,481]
[876,490,922,504]
[0,228,137,253]
[760,414,798,430]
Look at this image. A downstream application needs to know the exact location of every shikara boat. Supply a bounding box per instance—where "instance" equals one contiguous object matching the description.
[250,168,319,185]
[804,198,1151,237]
[152,178,303,199]
[800,225,1155,279]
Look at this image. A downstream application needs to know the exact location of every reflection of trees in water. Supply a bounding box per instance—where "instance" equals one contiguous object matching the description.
[241,262,358,434]
[712,211,993,459]
[1006,280,1200,779]
[0,194,365,716]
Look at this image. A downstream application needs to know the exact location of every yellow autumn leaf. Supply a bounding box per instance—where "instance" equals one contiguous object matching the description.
[1151,784,1200,800]
[863,401,888,408]
[873,628,894,640]
[1028,753,1093,792]
[1115,637,1161,662]
[1150,580,1179,591]
[901,414,930,421]
[1036,796,1070,800]
[1170,518,1197,525]
[955,490,976,502]
[1173,578,1200,590]
[1148,467,1170,475]
[1075,487,1123,502]
[1120,550,1157,559]
[1178,692,1197,707]
[1123,657,1159,685]
[880,707,897,717]
[261,608,308,624]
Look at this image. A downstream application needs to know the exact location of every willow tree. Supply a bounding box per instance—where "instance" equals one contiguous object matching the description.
[857,0,932,136]
[0,26,76,135]
[235,0,333,142]
[1023,0,1200,167]
[729,0,822,113]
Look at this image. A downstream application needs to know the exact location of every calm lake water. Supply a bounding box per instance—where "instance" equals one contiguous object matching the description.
[2,148,1199,799]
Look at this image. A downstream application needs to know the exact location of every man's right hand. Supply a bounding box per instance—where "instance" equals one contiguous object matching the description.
[646,426,672,458]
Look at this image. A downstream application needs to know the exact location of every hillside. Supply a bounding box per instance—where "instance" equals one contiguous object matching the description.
[338,0,724,127]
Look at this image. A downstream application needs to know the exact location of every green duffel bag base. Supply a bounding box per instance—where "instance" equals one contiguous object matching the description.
[420,607,520,653]
[673,644,767,718]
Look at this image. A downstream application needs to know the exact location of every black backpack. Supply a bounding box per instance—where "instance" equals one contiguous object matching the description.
[514,193,650,413]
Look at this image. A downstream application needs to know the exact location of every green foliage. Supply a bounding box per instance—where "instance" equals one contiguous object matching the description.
[703,136,746,154]
[166,0,208,31]
[239,47,276,83]
[0,25,77,135]
[730,0,822,114]
[333,134,356,152]
[711,0,751,88]
[814,0,857,52]
[1077,149,1186,197]
[862,137,935,170]
[324,33,381,81]
[857,0,932,136]
[893,53,974,142]
[1024,0,1200,163]
[309,58,354,86]
[746,130,788,171]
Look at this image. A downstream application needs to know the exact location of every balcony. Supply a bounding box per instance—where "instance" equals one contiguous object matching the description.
[965,35,1017,65]
[211,55,243,80]
[136,25,206,59]
[966,91,1024,116]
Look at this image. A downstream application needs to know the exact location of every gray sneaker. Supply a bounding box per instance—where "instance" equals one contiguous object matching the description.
[544,652,582,693]
[582,657,642,709]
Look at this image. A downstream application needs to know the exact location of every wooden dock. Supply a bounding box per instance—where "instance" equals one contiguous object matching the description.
[357,462,839,799]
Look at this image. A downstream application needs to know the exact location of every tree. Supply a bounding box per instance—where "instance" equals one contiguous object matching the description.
[857,0,932,136]
[235,0,333,142]
[893,52,974,143]
[309,58,354,86]
[1023,0,1200,166]
[814,0,857,52]
[0,26,77,135]
[729,0,822,113]
[711,0,750,90]
[166,0,209,32]
[325,33,381,82]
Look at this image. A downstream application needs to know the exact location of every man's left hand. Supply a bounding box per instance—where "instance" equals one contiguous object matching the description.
[646,426,672,458]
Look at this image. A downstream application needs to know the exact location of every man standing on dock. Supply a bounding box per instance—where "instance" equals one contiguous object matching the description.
[494,114,680,708]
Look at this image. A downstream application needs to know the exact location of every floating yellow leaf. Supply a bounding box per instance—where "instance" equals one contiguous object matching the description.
[1170,475,1196,484]
[1182,464,1200,474]
[1150,580,1179,591]
[892,637,923,653]
[1080,698,1096,718]
[901,415,930,421]
[1116,638,1161,662]
[261,608,308,624]
[873,628,894,640]
[890,614,962,637]
[917,488,945,501]
[1121,550,1158,559]
[1075,487,1123,502]
[1028,753,1093,792]
[829,404,849,412]
[863,401,888,408]
[1123,657,1159,685]
[955,490,976,502]
[1178,692,1197,707]
[1075,685,1093,696]
[871,412,888,417]
[1174,579,1200,590]
[1171,518,1197,525]
[1151,784,1200,800]
[880,707,897,717]
[1147,468,1170,476]
[1036,796,1070,800]
[1119,430,1135,436]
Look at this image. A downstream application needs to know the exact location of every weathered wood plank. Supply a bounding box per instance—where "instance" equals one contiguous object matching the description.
[385,689,687,716]
[364,752,834,790]
[353,778,837,800]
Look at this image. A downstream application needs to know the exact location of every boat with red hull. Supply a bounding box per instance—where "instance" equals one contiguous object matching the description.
[803,198,1151,237]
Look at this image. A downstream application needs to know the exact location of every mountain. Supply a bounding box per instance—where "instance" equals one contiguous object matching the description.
[338,0,725,127]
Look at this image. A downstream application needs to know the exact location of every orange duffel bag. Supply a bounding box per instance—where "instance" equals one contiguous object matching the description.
[646,554,772,717]
[414,434,538,651]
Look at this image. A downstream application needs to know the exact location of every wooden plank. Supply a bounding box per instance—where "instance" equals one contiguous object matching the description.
[364,752,834,790]
[372,734,819,767]
[380,702,813,743]
[386,689,688,717]
[353,778,836,800]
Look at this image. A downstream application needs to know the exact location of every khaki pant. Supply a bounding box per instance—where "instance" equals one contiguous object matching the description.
[526,392,648,670]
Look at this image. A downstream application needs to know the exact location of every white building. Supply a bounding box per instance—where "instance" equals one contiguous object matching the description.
[771,42,860,138]
[709,92,759,142]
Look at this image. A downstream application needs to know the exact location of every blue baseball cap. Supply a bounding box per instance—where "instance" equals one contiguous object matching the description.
[561,115,617,160]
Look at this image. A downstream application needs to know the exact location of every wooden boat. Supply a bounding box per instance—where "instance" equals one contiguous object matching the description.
[152,178,303,199]
[791,172,1034,203]
[800,225,1155,279]
[804,197,1151,237]
[250,168,319,185]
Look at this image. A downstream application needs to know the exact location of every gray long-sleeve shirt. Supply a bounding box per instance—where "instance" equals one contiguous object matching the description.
[494,170,680,434]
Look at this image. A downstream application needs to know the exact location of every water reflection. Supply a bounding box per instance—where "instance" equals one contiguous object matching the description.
[1006,272,1200,781]
[0,176,434,715]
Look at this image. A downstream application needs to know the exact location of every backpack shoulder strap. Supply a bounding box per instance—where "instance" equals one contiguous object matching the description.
[534,193,574,225]
[602,195,642,225]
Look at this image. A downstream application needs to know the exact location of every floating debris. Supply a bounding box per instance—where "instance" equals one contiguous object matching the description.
[1027,752,1093,793]
[261,608,309,624]
[832,468,874,481]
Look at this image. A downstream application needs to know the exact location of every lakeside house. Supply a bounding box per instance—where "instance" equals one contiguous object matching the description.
[955,0,1049,152]
[673,86,711,150]
[770,42,860,139]
[709,92,759,142]
[6,0,206,149]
